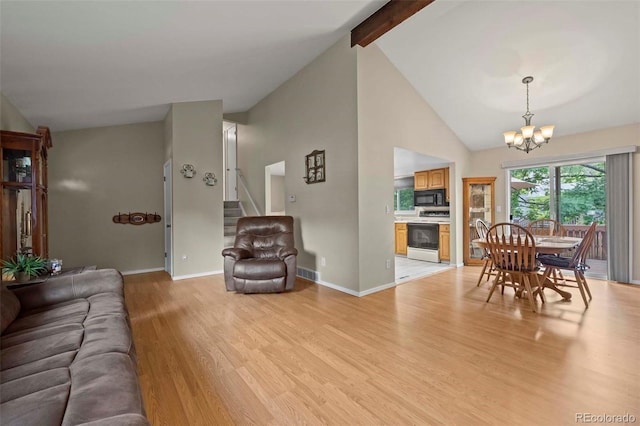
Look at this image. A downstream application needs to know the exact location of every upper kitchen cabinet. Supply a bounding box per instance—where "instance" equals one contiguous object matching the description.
[414,167,450,197]
[462,176,495,266]
[414,170,430,190]
[1,127,52,262]
[428,168,445,189]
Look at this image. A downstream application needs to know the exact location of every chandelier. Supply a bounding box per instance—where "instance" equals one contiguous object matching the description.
[503,76,555,153]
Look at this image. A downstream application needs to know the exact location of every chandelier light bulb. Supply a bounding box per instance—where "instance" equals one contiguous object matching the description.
[514,134,524,146]
[503,131,516,144]
[521,125,535,139]
[540,125,555,139]
[534,131,544,144]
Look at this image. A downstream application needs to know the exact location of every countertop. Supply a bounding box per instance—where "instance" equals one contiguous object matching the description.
[394,217,450,224]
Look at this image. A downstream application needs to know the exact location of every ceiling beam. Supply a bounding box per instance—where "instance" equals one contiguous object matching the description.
[351,0,435,48]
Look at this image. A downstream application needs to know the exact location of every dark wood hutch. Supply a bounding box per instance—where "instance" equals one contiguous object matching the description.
[1,127,52,261]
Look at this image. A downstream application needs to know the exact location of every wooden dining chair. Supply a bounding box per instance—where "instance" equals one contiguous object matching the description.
[528,218,567,285]
[538,222,597,308]
[528,219,566,237]
[475,219,496,287]
[485,223,545,313]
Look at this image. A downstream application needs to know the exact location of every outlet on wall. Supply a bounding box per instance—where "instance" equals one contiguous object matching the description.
[385,259,391,269]
[181,255,188,261]
[320,257,326,267]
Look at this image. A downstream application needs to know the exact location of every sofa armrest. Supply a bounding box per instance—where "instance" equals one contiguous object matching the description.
[222,248,252,260]
[279,248,298,259]
[11,269,124,311]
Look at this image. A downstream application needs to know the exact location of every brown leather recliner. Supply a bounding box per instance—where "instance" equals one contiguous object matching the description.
[221,216,298,293]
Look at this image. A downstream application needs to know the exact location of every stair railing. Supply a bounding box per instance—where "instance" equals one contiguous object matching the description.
[235,168,263,216]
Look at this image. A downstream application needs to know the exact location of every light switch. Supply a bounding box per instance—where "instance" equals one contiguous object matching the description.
[496,205,502,213]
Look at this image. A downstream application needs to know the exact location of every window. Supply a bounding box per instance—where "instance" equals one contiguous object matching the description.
[394,187,415,211]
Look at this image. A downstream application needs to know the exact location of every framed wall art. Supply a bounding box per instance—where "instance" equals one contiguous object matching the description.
[304,150,325,184]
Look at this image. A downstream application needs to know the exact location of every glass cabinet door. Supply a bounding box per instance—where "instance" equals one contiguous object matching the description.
[2,148,33,184]
[463,177,496,265]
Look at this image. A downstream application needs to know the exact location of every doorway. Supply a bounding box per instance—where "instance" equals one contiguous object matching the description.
[265,161,285,215]
[393,147,453,282]
[223,122,238,201]
[509,159,607,278]
[163,160,173,277]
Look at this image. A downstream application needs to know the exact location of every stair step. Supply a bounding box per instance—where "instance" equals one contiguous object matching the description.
[224,201,240,209]
[224,217,240,226]
[224,208,243,217]
[224,226,237,236]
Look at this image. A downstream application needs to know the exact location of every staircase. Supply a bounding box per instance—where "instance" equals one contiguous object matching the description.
[224,201,243,247]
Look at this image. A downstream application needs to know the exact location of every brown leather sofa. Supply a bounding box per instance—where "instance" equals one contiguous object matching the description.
[0,269,149,425]
[222,216,298,293]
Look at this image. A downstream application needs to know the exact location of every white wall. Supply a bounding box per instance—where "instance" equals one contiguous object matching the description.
[168,100,224,278]
[237,35,360,291]
[356,43,472,291]
[1,92,34,132]
[468,123,640,282]
[50,122,164,272]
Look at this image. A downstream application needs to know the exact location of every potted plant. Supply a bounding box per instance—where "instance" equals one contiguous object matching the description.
[1,253,48,282]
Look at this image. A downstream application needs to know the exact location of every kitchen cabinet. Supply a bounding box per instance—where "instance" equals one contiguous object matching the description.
[414,171,429,190]
[428,168,445,189]
[462,177,495,266]
[444,167,450,203]
[1,127,52,262]
[439,224,450,261]
[414,167,450,197]
[394,223,407,255]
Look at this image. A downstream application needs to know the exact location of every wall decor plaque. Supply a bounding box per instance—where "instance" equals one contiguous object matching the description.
[304,150,325,184]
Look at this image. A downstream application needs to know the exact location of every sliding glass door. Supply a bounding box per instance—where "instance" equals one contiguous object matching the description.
[509,160,607,278]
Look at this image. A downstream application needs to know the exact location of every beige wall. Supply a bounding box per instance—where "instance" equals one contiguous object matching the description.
[270,175,285,214]
[1,92,34,132]
[168,100,224,278]
[49,122,164,272]
[238,35,360,290]
[356,43,472,290]
[163,106,173,163]
[468,123,640,282]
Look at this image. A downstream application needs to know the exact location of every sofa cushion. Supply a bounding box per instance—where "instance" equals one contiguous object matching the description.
[0,383,70,426]
[1,328,83,371]
[1,367,70,403]
[1,287,21,334]
[63,353,146,425]
[234,258,286,280]
[5,298,89,335]
[1,350,77,384]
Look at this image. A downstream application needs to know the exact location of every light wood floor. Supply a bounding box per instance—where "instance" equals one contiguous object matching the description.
[124,268,640,425]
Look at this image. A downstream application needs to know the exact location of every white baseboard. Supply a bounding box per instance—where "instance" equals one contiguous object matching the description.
[629,279,640,285]
[172,270,223,281]
[298,272,396,298]
[121,267,164,276]
[313,279,360,297]
[455,262,464,268]
[358,281,397,297]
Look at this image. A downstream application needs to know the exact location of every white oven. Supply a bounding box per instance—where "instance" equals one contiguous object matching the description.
[406,223,440,263]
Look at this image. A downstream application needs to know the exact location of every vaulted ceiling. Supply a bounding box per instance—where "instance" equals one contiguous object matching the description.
[1,1,638,153]
[0,0,385,131]
[377,1,640,151]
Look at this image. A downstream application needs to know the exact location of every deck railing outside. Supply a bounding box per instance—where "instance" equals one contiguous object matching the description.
[563,225,607,260]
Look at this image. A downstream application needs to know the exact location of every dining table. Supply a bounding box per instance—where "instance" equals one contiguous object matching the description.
[473,236,583,300]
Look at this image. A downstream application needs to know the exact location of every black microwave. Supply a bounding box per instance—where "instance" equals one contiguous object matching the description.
[414,189,448,207]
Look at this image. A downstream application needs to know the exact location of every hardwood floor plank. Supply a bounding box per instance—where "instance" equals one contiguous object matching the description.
[124,269,640,425]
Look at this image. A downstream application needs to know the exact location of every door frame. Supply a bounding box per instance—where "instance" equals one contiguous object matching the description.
[163,160,173,277]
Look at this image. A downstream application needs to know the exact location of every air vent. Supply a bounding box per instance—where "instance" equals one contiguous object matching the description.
[297,267,319,282]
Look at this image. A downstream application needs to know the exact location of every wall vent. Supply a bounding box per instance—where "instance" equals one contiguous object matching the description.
[297,266,319,282]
